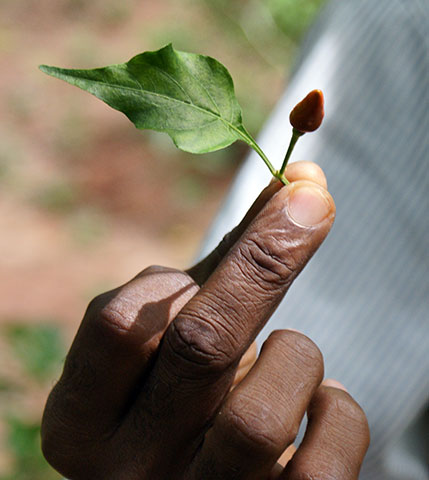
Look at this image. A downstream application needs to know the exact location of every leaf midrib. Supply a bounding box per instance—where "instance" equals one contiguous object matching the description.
[57,72,247,139]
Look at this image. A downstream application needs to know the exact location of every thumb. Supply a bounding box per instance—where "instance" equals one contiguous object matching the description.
[187,161,328,286]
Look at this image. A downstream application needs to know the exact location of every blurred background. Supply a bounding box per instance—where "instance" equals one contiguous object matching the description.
[0,0,326,477]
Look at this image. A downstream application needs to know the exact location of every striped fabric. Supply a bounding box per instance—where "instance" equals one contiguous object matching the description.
[198,0,429,478]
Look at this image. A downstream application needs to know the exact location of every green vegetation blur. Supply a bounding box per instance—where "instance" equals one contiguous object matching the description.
[0,0,326,478]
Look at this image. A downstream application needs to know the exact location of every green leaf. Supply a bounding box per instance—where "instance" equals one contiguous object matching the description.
[40,44,278,177]
[40,45,253,154]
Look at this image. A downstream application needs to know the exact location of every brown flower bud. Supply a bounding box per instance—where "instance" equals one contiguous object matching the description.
[289,89,324,133]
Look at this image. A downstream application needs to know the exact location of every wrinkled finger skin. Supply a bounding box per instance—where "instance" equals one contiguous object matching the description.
[278,386,370,480]
[41,163,369,479]
[188,330,324,479]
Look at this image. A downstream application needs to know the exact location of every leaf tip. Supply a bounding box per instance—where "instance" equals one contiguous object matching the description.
[39,64,54,76]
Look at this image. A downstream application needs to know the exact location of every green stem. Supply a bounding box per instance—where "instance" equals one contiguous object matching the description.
[234,125,289,184]
[250,141,277,177]
[279,128,304,177]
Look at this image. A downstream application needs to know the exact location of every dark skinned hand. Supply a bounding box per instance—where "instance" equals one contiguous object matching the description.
[42,162,370,479]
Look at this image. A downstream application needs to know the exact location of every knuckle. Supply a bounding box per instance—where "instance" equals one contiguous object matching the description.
[85,265,161,334]
[86,289,133,337]
[290,332,324,371]
[269,330,324,381]
[326,390,365,423]
[97,302,132,335]
[239,233,297,288]
[92,287,147,337]
[221,397,289,456]
[314,388,370,446]
[89,265,197,338]
[166,313,235,374]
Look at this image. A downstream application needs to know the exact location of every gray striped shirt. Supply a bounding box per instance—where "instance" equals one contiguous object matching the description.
[199,0,429,478]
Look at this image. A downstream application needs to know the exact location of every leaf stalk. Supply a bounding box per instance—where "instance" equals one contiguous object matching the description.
[279,128,304,177]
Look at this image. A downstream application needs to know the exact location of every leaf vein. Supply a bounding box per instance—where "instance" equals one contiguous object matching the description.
[139,64,194,104]
[179,61,222,116]
[70,76,245,134]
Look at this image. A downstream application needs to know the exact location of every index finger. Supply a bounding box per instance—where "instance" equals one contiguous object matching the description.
[128,180,335,450]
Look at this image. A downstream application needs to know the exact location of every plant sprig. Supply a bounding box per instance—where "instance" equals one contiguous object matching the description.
[40,45,324,184]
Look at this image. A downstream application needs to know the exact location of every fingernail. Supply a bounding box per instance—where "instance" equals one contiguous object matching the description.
[288,185,332,226]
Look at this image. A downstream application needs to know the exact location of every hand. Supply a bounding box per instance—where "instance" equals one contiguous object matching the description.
[42,162,369,479]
